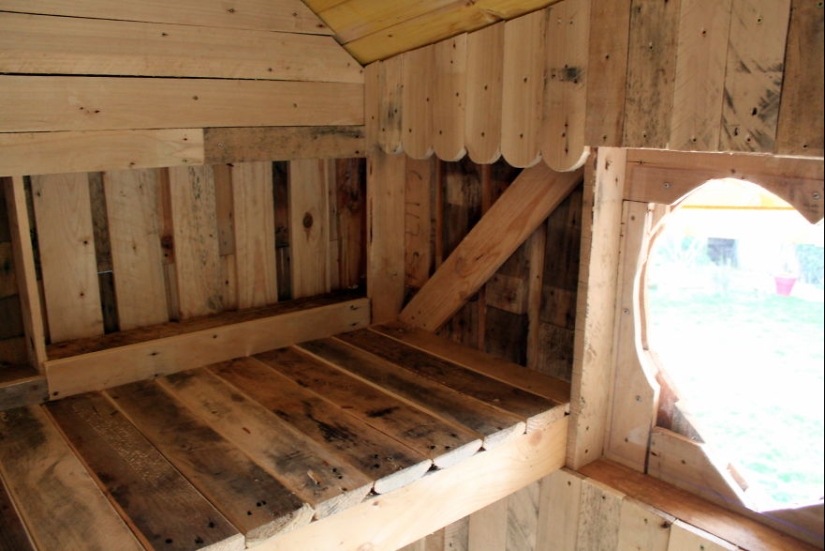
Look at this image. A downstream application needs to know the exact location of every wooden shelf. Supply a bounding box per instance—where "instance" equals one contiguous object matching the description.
[0,363,46,411]
[0,323,569,551]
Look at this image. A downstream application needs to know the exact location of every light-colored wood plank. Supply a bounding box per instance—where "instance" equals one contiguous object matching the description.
[104,169,168,330]
[585,0,632,146]
[160,368,372,519]
[378,56,405,154]
[465,22,505,164]
[0,0,331,35]
[368,150,407,323]
[289,159,332,299]
[0,76,364,133]
[542,0,590,172]
[365,61,382,153]
[468,498,508,550]
[775,0,824,156]
[720,0,791,152]
[576,478,624,551]
[319,0,458,43]
[444,516,470,551]
[256,346,481,469]
[108,380,314,545]
[432,34,468,162]
[617,499,674,551]
[400,163,581,331]
[536,469,584,551]
[48,393,244,550]
[669,0,732,151]
[0,129,203,178]
[405,157,436,289]
[204,126,365,164]
[668,521,737,551]
[0,406,144,551]
[231,162,278,308]
[44,296,370,398]
[212,357,431,494]
[256,418,567,551]
[0,13,361,83]
[507,483,540,550]
[401,45,436,159]
[568,147,626,469]
[168,165,223,318]
[623,0,681,148]
[3,178,46,370]
[501,10,546,168]
[31,173,104,342]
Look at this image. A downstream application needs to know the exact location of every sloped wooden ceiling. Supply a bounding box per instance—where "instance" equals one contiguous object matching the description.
[302,0,562,63]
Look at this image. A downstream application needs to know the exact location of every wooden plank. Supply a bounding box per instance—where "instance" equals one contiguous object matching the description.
[204,126,365,164]
[669,0,732,151]
[432,34,468,162]
[231,162,278,308]
[318,0,459,43]
[501,10,546,168]
[506,483,540,550]
[617,499,674,551]
[333,158,367,290]
[400,163,582,331]
[465,22,505,164]
[45,295,369,398]
[0,76,364,133]
[0,242,16,300]
[88,173,118,334]
[257,419,567,551]
[536,469,583,551]
[568,147,626,469]
[104,169,168,330]
[107,380,314,544]
[289,159,332,298]
[0,368,47,411]
[365,61,382,153]
[775,0,825,156]
[623,0,681,148]
[720,0,791,152]
[581,459,819,551]
[0,406,144,551]
[0,472,34,551]
[367,150,406,323]
[585,0,632,146]
[405,157,436,289]
[168,165,223,319]
[47,394,243,550]
[0,0,331,35]
[401,45,435,159]
[444,517,470,551]
[0,129,202,180]
[337,329,562,431]
[0,13,361,83]
[541,0,591,172]
[468,498,508,550]
[378,56,405,154]
[576,478,624,550]
[372,322,571,405]
[668,521,737,551]
[31,173,104,342]
[255,346,481,469]
[160,368,372,519]
[298,338,526,449]
[212,357,431,494]
[526,227,547,371]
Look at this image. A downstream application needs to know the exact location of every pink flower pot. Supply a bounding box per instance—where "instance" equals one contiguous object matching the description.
[774,276,797,296]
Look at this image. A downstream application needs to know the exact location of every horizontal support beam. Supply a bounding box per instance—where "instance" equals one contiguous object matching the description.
[45,295,370,398]
[204,126,366,163]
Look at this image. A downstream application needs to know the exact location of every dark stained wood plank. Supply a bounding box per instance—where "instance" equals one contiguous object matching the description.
[106,380,314,545]
[160,368,372,519]
[0,473,35,551]
[337,329,559,431]
[211,357,431,494]
[298,338,526,449]
[47,394,243,551]
[0,365,47,411]
[0,406,144,551]
[254,347,481,468]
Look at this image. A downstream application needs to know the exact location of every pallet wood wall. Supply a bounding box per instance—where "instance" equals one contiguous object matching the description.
[0,1,366,177]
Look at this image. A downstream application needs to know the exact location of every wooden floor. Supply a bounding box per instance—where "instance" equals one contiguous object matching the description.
[0,323,569,551]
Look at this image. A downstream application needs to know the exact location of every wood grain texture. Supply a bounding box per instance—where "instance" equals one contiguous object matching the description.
[536,469,583,550]
[401,45,436,159]
[468,498,507,550]
[0,406,144,551]
[0,13,361,83]
[0,471,34,551]
[720,0,791,152]
[669,0,732,151]
[31,173,104,343]
[501,10,546,168]
[168,165,223,319]
[405,157,436,289]
[289,159,332,299]
[0,0,331,35]
[0,76,364,133]
[400,163,581,331]
[465,22,505,164]
[204,126,365,164]
[104,169,169,330]
[576,478,624,550]
[617,499,674,551]
[541,0,590,172]
[507,483,540,550]
[432,34,468,162]
[378,55,405,154]
[667,521,737,551]
[231,162,278,308]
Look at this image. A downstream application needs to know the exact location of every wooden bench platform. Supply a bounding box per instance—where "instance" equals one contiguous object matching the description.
[0,323,569,551]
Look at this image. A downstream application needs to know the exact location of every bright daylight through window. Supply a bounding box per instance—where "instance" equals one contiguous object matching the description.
[645,178,824,511]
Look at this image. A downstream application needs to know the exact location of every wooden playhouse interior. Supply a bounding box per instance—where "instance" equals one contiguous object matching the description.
[0,1,823,550]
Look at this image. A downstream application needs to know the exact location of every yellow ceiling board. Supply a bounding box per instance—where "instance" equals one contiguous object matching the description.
[317,0,458,43]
